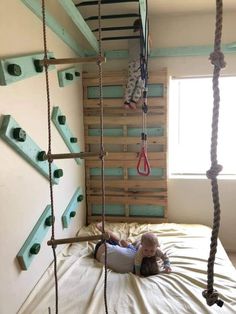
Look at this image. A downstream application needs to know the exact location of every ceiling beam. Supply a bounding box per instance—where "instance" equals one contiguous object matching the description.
[59,0,99,53]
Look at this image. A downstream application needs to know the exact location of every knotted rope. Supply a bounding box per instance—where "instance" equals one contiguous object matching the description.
[202,0,225,307]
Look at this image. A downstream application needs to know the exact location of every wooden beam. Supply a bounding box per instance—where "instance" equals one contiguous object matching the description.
[41,56,105,66]
[88,195,167,206]
[85,136,166,145]
[86,159,166,168]
[59,0,99,52]
[88,216,168,224]
[87,179,167,189]
[105,152,166,160]
[47,233,109,246]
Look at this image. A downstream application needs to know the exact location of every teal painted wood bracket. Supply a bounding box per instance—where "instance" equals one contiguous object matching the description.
[62,187,84,228]
[57,67,81,87]
[16,205,52,270]
[0,115,61,184]
[51,107,81,165]
[21,0,85,56]
[0,52,55,86]
[59,0,99,53]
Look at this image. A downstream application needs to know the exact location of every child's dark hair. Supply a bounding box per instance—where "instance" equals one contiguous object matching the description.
[140,256,159,277]
[133,18,141,32]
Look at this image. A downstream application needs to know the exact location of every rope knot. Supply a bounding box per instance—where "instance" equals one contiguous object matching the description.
[202,289,224,307]
[209,51,226,69]
[206,164,222,179]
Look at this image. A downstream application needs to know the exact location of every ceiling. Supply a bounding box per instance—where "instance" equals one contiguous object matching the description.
[148,0,236,16]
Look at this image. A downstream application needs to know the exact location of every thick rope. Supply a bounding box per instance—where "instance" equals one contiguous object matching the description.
[97,1,108,313]
[41,1,59,313]
[202,0,225,308]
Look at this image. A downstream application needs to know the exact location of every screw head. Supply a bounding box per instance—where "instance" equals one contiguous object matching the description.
[74,71,80,77]
[70,211,76,218]
[30,243,41,255]
[65,73,74,80]
[7,64,22,76]
[77,194,84,202]
[58,115,66,125]
[45,215,54,226]
[33,59,44,73]
[54,169,63,178]
[70,137,77,143]
[13,128,26,142]
[37,151,47,161]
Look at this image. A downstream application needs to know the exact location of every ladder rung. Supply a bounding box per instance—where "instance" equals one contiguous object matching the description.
[92,26,134,32]
[85,13,140,21]
[47,233,110,246]
[44,151,108,160]
[76,0,138,7]
[39,56,105,66]
[102,35,140,41]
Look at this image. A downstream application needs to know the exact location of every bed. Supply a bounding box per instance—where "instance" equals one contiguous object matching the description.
[18,223,236,314]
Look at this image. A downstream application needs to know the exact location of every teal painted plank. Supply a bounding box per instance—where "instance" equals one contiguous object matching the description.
[87,42,236,60]
[127,127,164,137]
[62,187,83,228]
[88,128,163,137]
[17,205,52,270]
[0,52,55,86]
[87,84,162,98]
[130,205,164,217]
[150,42,236,58]
[128,167,164,177]
[104,50,129,59]
[90,168,124,176]
[57,67,81,87]
[92,204,125,216]
[88,128,123,136]
[21,0,85,56]
[87,85,124,99]
[59,0,99,53]
[147,84,164,97]
[51,107,81,165]
[0,115,60,184]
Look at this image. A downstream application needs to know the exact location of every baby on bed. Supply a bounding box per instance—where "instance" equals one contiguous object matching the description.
[95,223,171,276]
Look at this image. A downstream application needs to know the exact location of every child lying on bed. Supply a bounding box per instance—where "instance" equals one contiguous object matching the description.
[95,223,171,276]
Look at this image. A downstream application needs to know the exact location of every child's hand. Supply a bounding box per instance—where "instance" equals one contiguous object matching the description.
[164,266,172,273]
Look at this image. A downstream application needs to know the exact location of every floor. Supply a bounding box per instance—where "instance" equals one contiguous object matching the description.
[227,252,236,268]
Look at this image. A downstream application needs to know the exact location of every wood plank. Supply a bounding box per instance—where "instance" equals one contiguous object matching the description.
[87,190,167,197]
[87,180,167,189]
[84,107,166,115]
[88,216,168,224]
[106,152,166,161]
[83,97,166,108]
[84,115,165,126]
[85,136,166,145]
[86,159,166,168]
[88,196,167,206]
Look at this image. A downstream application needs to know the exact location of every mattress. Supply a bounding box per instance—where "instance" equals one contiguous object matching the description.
[18,223,236,314]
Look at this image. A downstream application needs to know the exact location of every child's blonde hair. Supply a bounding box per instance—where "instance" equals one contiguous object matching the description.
[141,233,159,247]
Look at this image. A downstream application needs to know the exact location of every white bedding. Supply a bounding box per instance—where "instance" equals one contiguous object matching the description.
[18,223,236,314]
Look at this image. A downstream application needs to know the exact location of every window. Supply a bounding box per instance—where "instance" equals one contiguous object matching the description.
[169,76,236,177]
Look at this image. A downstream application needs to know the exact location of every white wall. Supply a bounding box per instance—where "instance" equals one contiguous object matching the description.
[0,1,86,314]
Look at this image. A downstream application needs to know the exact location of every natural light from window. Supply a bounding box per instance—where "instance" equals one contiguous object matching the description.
[169,76,236,177]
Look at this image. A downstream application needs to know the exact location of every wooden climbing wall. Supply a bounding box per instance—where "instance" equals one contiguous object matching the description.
[83,69,168,224]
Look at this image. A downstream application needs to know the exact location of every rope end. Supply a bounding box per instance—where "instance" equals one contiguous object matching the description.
[202,289,224,307]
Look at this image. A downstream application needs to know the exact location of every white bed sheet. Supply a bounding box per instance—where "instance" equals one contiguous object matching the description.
[18,223,236,314]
